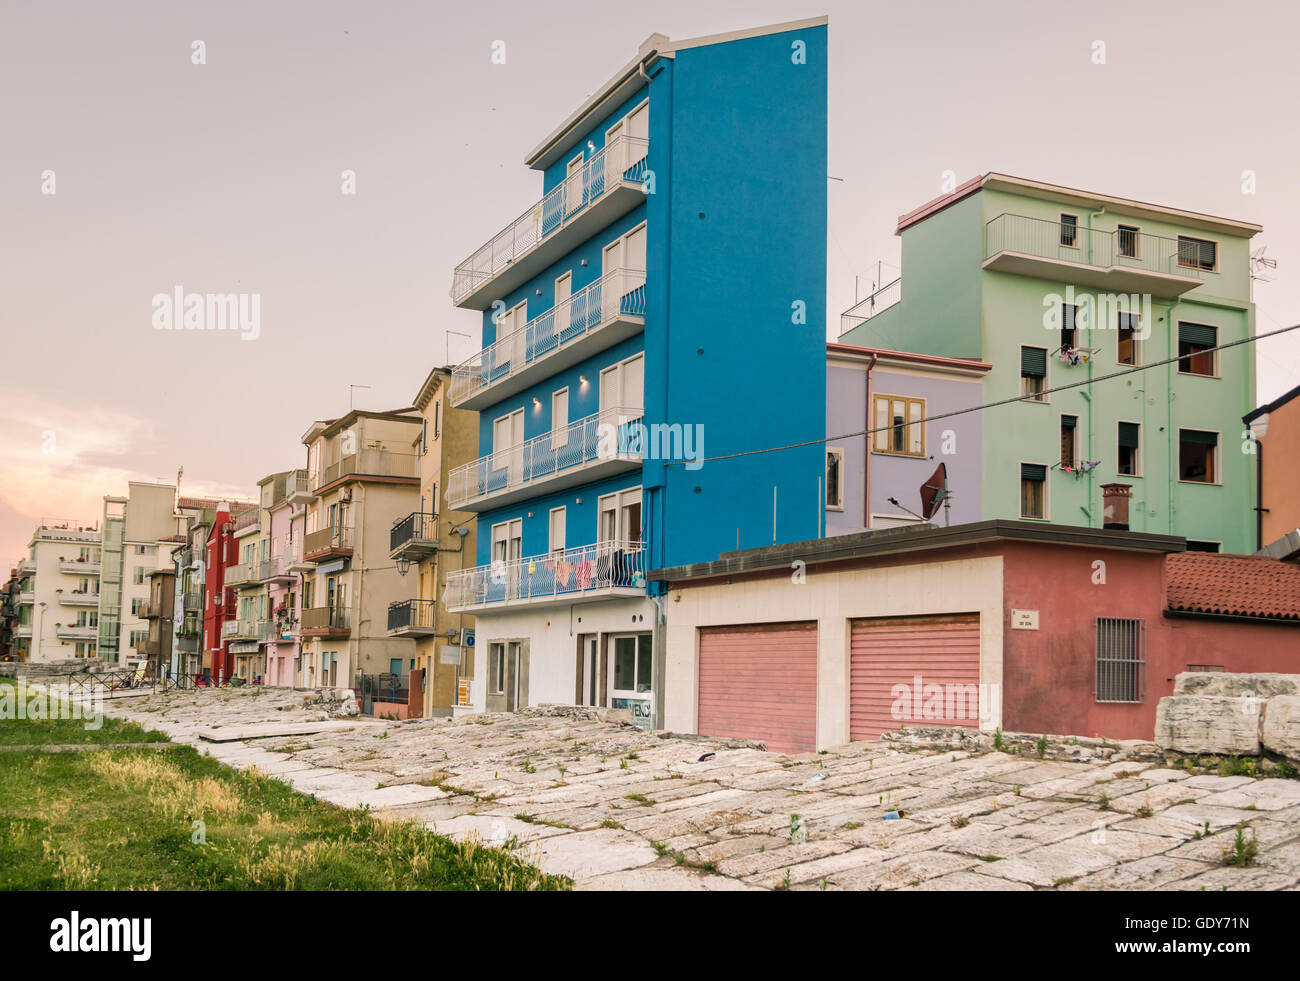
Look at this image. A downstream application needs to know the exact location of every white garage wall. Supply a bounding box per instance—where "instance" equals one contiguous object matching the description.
[662,555,1005,750]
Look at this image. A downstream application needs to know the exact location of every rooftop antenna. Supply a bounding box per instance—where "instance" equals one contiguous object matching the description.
[1250,246,1277,283]
[349,384,372,411]
[445,330,471,367]
[919,462,951,527]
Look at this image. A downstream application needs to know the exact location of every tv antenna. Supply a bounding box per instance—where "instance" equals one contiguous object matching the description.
[1251,246,1277,283]
[920,462,951,527]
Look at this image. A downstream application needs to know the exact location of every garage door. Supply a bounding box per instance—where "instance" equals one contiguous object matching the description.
[850,613,981,741]
[697,621,817,754]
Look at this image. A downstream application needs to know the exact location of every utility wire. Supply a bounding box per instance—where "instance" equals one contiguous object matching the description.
[663,322,1300,467]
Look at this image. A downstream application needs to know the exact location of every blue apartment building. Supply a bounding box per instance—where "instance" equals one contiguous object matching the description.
[442,17,828,728]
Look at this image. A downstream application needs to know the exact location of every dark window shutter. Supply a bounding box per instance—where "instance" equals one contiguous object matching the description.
[1199,240,1216,269]
[1178,322,1217,348]
[1021,463,1047,482]
[1181,429,1218,446]
[1021,346,1047,377]
[1062,415,1077,430]
[1118,422,1140,448]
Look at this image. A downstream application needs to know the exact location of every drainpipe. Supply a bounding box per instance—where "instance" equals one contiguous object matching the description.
[1086,206,1106,265]
[864,353,877,529]
[1255,438,1264,551]
[1165,298,1179,536]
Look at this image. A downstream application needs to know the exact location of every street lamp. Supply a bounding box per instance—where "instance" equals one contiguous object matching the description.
[396,557,410,577]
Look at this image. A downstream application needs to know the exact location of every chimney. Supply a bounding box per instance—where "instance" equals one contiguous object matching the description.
[1101,483,1132,530]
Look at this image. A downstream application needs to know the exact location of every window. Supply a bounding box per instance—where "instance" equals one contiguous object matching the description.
[599,354,644,419]
[1117,312,1139,365]
[133,567,145,585]
[1185,541,1221,553]
[1020,463,1047,519]
[1116,224,1140,259]
[598,486,642,548]
[1061,303,1078,352]
[552,389,569,449]
[612,634,652,695]
[1059,213,1078,247]
[131,598,144,615]
[1059,416,1078,469]
[1117,422,1141,476]
[433,400,441,438]
[549,507,566,555]
[421,418,428,454]
[1178,322,1217,376]
[1096,617,1144,702]
[490,642,506,695]
[1177,235,1217,272]
[1179,429,1218,483]
[1020,346,1048,402]
[826,448,844,509]
[871,394,925,456]
[1187,664,1224,672]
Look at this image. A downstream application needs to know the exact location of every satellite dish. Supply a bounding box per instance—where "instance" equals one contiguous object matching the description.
[920,462,949,522]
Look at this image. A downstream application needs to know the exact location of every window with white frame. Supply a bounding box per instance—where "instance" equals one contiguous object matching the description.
[826,448,844,509]
[549,507,566,555]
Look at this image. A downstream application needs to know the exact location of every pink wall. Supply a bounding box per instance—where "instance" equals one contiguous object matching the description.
[264,505,304,688]
[1001,542,1300,741]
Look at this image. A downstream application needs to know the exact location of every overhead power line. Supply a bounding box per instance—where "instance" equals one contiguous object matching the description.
[663,322,1300,468]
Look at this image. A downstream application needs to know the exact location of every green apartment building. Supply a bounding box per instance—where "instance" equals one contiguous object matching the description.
[840,173,1262,553]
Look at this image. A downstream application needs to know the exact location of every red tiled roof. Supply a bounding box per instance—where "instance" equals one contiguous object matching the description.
[1165,552,1300,622]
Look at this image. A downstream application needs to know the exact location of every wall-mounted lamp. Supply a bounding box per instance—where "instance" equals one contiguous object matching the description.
[532,398,541,410]
[535,289,542,296]
[575,497,583,505]
[527,512,535,519]
[396,557,410,576]
[579,375,588,386]
[580,259,588,267]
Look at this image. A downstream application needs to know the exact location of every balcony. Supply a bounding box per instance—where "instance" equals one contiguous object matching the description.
[301,606,350,639]
[182,592,202,613]
[17,591,34,606]
[983,214,1207,298]
[387,598,437,637]
[450,135,650,310]
[223,618,255,641]
[258,555,295,582]
[447,406,644,512]
[840,277,902,334]
[59,558,101,575]
[176,635,199,654]
[14,624,32,638]
[286,470,312,506]
[445,540,646,613]
[389,512,439,561]
[303,526,354,562]
[283,542,313,573]
[56,624,98,641]
[59,590,100,607]
[16,560,35,575]
[311,449,417,494]
[232,509,261,537]
[224,562,260,588]
[450,268,647,410]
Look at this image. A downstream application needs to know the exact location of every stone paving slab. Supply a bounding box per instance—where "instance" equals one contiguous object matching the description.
[90,687,1300,891]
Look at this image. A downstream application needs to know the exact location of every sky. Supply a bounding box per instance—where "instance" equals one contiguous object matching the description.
[2,0,1298,566]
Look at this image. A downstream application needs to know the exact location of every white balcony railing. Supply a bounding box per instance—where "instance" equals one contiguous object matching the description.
[444,540,645,611]
[840,277,902,334]
[450,267,646,406]
[59,558,101,575]
[450,135,650,304]
[446,405,643,509]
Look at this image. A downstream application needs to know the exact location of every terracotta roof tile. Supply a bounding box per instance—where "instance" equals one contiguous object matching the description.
[1165,552,1300,622]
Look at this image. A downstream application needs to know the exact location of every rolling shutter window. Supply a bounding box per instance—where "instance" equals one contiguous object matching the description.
[1021,346,1047,377]
[1118,422,1140,448]
[1178,323,1217,348]
[1062,415,1077,430]
[1178,237,1217,271]
[1021,463,1047,482]
[1182,429,1218,446]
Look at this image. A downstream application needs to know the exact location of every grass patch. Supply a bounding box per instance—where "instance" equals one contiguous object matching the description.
[0,679,167,746]
[0,680,565,890]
